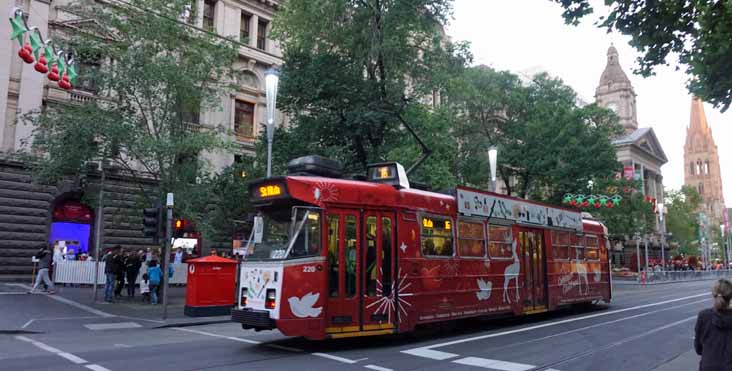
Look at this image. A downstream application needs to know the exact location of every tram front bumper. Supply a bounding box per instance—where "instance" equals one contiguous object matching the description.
[231,308,276,330]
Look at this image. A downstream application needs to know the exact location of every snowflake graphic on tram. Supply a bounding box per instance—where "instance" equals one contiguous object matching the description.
[231,155,612,340]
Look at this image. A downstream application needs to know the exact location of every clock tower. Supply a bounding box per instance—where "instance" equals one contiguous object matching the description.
[595,45,638,134]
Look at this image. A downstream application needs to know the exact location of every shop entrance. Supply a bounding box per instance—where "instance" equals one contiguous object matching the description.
[48,199,94,258]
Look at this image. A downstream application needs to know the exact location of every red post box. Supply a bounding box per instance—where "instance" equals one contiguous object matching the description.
[184,255,237,317]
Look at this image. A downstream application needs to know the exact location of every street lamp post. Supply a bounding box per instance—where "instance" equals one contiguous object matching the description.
[265,68,280,178]
[488,146,497,193]
[658,203,666,271]
[721,225,727,270]
[635,232,642,281]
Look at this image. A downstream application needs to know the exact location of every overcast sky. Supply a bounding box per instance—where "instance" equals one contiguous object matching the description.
[446,0,731,209]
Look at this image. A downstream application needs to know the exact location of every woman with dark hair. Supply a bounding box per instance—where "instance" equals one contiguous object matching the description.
[695,279,732,371]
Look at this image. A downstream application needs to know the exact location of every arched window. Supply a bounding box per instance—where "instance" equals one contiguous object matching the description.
[698,182,704,195]
[704,161,710,175]
[696,160,702,175]
[690,162,695,175]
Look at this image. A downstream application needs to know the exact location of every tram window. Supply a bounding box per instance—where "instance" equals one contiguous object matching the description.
[421,216,454,257]
[458,220,485,257]
[382,217,392,297]
[365,216,378,297]
[345,216,357,297]
[551,231,571,260]
[328,216,339,297]
[291,211,322,258]
[572,234,584,260]
[585,235,599,261]
[488,225,513,259]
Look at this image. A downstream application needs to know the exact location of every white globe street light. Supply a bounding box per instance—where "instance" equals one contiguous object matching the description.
[265,67,280,178]
[488,145,497,192]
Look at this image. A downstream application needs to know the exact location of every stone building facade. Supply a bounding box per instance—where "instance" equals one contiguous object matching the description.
[0,0,283,278]
[684,98,726,227]
[594,46,668,267]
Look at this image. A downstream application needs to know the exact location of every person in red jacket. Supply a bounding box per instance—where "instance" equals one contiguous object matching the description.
[695,279,732,371]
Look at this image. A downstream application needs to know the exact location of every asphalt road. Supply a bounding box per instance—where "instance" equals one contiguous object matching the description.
[0,280,718,371]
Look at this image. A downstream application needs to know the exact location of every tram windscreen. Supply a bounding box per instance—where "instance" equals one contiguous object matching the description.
[245,207,322,260]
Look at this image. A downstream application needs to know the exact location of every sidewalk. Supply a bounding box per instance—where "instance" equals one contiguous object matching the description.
[0,282,231,332]
[652,349,699,371]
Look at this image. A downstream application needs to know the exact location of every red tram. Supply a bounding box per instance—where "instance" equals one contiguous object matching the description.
[231,156,612,340]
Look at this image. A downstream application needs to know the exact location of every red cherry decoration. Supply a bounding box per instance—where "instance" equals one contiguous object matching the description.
[19,43,35,64]
[58,74,72,90]
[569,200,577,207]
[581,201,589,208]
[48,65,60,82]
[606,201,614,208]
[594,202,601,208]
[34,56,48,74]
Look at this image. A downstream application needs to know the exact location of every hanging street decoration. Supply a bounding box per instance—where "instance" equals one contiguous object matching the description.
[563,193,623,209]
[8,7,77,91]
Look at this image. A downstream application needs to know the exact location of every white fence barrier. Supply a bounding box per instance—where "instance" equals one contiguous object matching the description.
[53,261,188,285]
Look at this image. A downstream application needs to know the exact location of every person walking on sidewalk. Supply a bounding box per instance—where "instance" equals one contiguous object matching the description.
[147,260,162,305]
[114,249,128,298]
[125,250,142,298]
[695,278,732,371]
[28,246,55,294]
[103,246,122,302]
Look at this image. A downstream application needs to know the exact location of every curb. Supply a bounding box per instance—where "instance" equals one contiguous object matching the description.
[153,318,231,329]
[613,277,729,285]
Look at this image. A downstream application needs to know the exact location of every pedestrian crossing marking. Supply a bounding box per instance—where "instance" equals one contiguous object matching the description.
[84,322,141,330]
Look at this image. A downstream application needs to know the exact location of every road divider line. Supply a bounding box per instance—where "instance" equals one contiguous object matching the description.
[171,327,261,344]
[16,335,63,353]
[402,291,708,358]
[86,364,113,371]
[312,352,365,364]
[364,364,393,371]
[58,352,87,364]
[453,356,534,371]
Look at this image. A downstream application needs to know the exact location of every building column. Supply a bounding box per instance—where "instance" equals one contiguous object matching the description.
[14,0,50,151]
[249,14,259,48]
[196,0,204,28]
[0,0,14,151]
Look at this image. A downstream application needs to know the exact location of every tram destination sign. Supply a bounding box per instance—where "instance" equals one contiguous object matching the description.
[457,187,582,231]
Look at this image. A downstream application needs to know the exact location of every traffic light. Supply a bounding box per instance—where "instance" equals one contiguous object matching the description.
[173,219,188,238]
[142,206,162,243]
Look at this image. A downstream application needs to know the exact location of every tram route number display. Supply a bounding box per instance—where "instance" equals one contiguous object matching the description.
[456,187,582,231]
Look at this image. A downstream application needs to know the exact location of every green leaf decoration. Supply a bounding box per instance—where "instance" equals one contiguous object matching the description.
[44,43,56,66]
[10,13,28,45]
[612,195,622,206]
[57,52,67,77]
[29,31,43,60]
[67,63,77,85]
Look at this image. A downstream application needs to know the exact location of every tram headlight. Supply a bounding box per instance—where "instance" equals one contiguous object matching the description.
[240,287,248,307]
[265,289,276,309]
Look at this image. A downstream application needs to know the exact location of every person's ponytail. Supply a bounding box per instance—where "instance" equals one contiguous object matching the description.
[713,279,732,312]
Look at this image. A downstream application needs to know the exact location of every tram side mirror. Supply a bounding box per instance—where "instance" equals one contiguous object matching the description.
[253,216,264,244]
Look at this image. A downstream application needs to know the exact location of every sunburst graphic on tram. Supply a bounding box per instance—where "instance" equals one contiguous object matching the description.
[312,181,340,205]
[366,269,413,323]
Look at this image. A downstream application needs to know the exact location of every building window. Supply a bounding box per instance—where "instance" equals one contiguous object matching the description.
[704,161,710,175]
[234,100,255,138]
[457,220,485,257]
[690,162,695,175]
[420,216,453,257]
[257,20,268,50]
[699,182,704,195]
[696,160,702,176]
[203,0,216,32]
[179,97,200,125]
[488,225,513,259]
[240,12,251,43]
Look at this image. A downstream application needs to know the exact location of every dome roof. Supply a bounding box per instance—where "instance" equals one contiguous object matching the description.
[599,45,630,85]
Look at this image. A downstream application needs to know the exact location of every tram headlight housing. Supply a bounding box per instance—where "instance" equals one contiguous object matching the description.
[240,287,248,307]
[265,289,276,309]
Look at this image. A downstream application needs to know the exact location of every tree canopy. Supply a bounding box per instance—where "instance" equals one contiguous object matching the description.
[26,0,239,230]
[552,0,732,112]
[664,186,702,256]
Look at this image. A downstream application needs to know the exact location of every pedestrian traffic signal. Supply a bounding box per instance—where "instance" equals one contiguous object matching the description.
[173,218,189,238]
[142,206,162,243]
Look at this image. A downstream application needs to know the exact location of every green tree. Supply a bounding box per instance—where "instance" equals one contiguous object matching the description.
[269,0,470,182]
[665,186,701,256]
[449,67,622,201]
[25,0,238,230]
[552,0,732,112]
[591,178,657,238]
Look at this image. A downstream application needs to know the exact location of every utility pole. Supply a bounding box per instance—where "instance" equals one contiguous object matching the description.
[92,161,105,302]
[162,193,173,320]
[635,232,641,281]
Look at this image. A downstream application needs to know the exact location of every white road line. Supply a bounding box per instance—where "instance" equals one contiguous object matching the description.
[453,357,534,371]
[402,292,708,359]
[84,322,141,330]
[171,327,261,344]
[16,336,62,353]
[12,284,115,318]
[311,352,365,364]
[86,364,113,371]
[21,319,34,329]
[364,365,393,371]
[57,352,87,364]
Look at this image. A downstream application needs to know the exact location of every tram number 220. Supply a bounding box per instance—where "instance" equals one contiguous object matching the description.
[303,266,316,273]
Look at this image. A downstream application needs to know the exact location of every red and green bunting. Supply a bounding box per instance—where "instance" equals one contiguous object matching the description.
[9,8,76,90]
[562,193,623,209]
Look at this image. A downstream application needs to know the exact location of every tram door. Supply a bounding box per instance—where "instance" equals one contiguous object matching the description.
[518,228,547,311]
[326,210,361,332]
[361,211,396,332]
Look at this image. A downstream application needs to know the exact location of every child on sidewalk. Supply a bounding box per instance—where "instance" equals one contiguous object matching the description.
[140,273,151,303]
[147,260,162,305]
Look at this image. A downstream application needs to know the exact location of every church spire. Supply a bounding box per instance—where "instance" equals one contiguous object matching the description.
[595,45,637,133]
[599,45,630,86]
[689,97,711,134]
